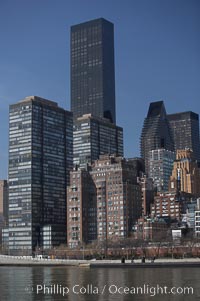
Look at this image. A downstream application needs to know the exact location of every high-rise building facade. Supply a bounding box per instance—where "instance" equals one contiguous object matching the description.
[67,155,142,247]
[195,199,200,236]
[140,101,174,173]
[71,18,116,123]
[169,149,200,196]
[137,175,154,216]
[73,114,123,168]
[0,180,8,245]
[91,156,141,242]
[151,191,191,221]
[67,169,97,248]
[0,180,8,225]
[168,111,200,162]
[182,198,199,229]
[149,149,175,192]
[8,96,73,255]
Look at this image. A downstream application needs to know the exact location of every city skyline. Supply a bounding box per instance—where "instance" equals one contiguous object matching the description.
[1,0,200,178]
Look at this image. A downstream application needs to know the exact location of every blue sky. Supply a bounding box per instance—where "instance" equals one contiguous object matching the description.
[0,0,199,178]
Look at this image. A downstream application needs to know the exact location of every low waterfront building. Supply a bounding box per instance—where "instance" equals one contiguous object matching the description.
[134,217,168,241]
[151,191,192,221]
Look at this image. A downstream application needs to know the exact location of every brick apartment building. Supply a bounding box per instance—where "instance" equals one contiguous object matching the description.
[67,155,142,248]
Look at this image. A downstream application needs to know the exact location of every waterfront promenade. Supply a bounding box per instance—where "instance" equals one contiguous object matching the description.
[0,255,79,266]
[1,255,200,267]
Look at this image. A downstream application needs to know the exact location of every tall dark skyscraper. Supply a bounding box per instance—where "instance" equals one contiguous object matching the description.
[8,96,73,255]
[168,111,200,162]
[70,18,116,123]
[140,101,174,173]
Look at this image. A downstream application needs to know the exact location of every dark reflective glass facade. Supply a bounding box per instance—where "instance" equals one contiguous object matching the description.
[71,18,116,124]
[140,101,174,174]
[8,96,73,255]
[168,111,200,163]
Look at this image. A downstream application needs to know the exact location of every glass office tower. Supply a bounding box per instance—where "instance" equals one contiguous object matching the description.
[8,96,73,255]
[140,101,174,174]
[71,18,116,124]
[73,114,123,168]
[149,149,175,192]
[168,111,200,163]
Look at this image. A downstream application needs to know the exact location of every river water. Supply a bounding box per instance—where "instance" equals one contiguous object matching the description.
[0,266,199,301]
